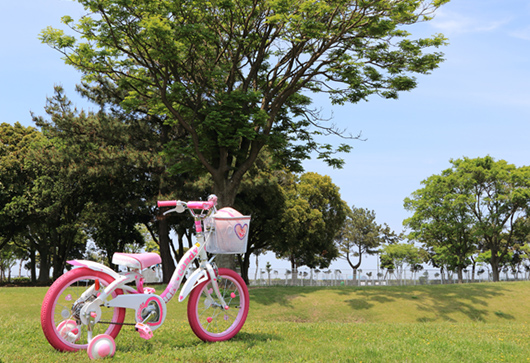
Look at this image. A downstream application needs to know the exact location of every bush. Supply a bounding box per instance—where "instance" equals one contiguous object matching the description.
[0,276,31,286]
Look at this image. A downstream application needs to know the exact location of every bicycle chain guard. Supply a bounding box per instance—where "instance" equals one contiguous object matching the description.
[106,293,167,331]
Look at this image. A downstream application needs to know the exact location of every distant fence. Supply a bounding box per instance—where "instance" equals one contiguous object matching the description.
[6,262,530,286]
[246,268,530,287]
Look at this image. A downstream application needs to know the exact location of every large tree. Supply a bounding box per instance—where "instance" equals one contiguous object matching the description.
[0,122,89,282]
[41,0,449,209]
[337,206,398,281]
[232,152,289,284]
[405,156,530,282]
[455,157,530,282]
[33,86,185,281]
[404,173,478,283]
[380,242,422,284]
[1,123,46,282]
[274,172,348,274]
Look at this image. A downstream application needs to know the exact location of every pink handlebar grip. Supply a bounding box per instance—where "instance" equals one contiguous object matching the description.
[158,200,177,207]
[187,201,214,210]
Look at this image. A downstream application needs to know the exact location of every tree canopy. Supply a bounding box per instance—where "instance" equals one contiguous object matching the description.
[275,172,348,271]
[405,156,530,282]
[41,0,449,207]
[337,205,398,272]
[404,172,478,283]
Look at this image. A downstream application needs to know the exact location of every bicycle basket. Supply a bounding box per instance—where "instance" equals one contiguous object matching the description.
[206,207,251,254]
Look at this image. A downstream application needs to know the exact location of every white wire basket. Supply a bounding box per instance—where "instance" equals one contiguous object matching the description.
[206,207,251,254]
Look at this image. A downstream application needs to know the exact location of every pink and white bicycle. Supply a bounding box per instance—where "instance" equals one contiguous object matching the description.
[41,195,250,359]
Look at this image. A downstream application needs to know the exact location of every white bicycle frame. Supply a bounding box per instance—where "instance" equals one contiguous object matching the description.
[67,195,227,341]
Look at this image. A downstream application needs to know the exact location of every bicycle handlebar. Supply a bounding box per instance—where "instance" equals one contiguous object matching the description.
[157,196,217,210]
[186,201,215,210]
[158,200,178,207]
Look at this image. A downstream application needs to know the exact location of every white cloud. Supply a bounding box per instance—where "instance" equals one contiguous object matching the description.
[430,9,510,35]
[510,26,530,41]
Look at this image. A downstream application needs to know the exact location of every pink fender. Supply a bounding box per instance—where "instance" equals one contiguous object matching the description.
[179,268,209,302]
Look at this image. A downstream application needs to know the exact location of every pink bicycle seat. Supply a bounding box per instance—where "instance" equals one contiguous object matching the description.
[112,252,161,270]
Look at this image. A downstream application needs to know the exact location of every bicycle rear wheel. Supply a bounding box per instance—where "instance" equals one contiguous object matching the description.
[187,268,249,342]
[41,268,126,352]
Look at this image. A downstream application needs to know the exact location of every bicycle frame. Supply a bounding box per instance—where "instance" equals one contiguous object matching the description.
[66,196,228,334]
[157,197,228,307]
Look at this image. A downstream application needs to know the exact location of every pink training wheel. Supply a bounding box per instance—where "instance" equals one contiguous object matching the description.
[87,334,116,360]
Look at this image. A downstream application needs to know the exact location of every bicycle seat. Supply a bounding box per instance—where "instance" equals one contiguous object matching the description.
[112,252,161,270]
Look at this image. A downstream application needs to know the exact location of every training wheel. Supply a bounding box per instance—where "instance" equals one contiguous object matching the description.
[87,334,116,360]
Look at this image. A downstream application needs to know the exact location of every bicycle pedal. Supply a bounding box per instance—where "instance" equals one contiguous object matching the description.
[144,287,156,294]
[135,323,153,340]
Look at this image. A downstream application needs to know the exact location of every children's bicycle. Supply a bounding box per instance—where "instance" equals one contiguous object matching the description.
[41,195,250,359]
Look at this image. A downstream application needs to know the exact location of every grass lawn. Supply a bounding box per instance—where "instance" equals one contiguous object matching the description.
[1,281,530,362]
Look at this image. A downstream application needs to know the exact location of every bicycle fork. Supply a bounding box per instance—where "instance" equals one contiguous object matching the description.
[205,263,229,310]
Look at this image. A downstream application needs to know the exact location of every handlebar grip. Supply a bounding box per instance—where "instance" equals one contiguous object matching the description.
[187,201,214,210]
[158,200,177,207]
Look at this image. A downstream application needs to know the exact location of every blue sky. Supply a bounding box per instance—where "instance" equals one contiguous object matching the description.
[2,1,530,272]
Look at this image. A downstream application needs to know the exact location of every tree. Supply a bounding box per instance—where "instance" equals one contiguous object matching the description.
[511,216,530,279]
[266,261,272,286]
[33,86,193,281]
[337,205,397,282]
[41,0,449,209]
[405,156,530,282]
[0,239,19,283]
[32,88,164,277]
[380,242,422,284]
[404,172,478,283]
[452,157,529,281]
[0,122,42,246]
[0,122,87,282]
[274,172,348,273]
[232,152,289,283]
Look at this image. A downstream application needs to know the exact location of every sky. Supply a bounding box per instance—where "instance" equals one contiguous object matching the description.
[1,0,530,273]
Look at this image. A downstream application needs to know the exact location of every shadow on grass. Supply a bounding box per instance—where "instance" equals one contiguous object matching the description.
[248,282,528,323]
[233,331,282,344]
[345,283,510,322]
[494,310,515,320]
[117,331,281,355]
[248,286,305,308]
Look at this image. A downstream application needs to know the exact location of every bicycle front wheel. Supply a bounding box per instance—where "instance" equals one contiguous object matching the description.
[41,268,126,352]
[187,268,249,342]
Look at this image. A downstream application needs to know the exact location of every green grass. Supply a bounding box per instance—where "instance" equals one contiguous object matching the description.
[2,282,530,362]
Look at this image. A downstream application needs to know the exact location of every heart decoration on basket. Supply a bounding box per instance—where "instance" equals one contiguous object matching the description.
[234,223,248,240]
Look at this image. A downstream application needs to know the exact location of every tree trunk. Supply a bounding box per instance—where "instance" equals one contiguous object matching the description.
[176,231,185,261]
[254,252,259,282]
[290,258,298,286]
[158,216,175,283]
[212,181,239,271]
[54,234,72,280]
[491,267,500,282]
[238,252,251,284]
[346,249,362,286]
[29,244,36,283]
[33,231,51,283]
[457,266,463,284]
[490,248,501,282]
[38,247,50,283]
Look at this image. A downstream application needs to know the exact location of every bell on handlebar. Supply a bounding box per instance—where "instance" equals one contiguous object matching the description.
[208,195,218,204]
[162,201,186,215]
[175,202,186,214]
